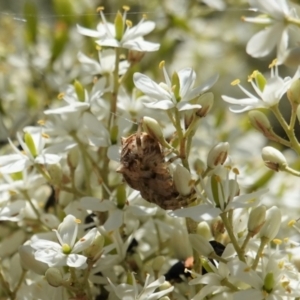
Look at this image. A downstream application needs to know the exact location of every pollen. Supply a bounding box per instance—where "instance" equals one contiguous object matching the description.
[96,6,104,12]
[42,133,49,139]
[232,167,239,175]
[248,70,258,81]
[288,219,296,227]
[57,92,64,100]
[142,14,147,19]
[159,60,165,69]
[269,59,277,68]
[272,238,282,245]
[230,79,240,86]
[75,218,81,224]
[126,20,132,28]
[123,5,130,11]
[37,119,45,125]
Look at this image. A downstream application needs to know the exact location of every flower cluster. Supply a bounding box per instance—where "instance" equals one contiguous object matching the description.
[1,1,300,300]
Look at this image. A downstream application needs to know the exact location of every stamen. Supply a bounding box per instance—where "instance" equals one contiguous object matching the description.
[57,92,64,99]
[269,59,277,68]
[123,5,130,11]
[37,119,45,125]
[231,79,240,86]
[75,218,81,224]
[159,60,165,69]
[96,6,104,12]
[42,133,49,139]
[126,20,132,28]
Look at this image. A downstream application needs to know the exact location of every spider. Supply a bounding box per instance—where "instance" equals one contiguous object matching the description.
[117,120,196,210]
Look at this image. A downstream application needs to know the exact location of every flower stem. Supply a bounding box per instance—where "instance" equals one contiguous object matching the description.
[220,211,245,262]
[271,105,300,155]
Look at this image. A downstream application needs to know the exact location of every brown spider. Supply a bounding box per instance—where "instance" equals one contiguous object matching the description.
[117,121,196,210]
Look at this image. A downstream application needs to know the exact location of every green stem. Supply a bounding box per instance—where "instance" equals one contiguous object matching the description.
[220,211,245,262]
[271,105,300,155]
[252,237,269,270]
[241,232,252,253]
[108,47,120,129]
[11,270,27,300]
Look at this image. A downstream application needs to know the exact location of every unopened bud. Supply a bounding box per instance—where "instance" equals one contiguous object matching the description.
[287,79,300,104]
[283,47,300,68]
[260,206,281,240]
[207,142,229,168]
[261,146,287,172]
[67,147,79,169]
[297,106,300,124]
[84,231,104,260]
[248,110,272,134]
[45,268,63,287]
[173,165,193,196]
[248,206,266,237]
[189,234,214,257]
[128,50,145,64]
[47,163,63,185]
[197,221,213,240]
[196,92,214,117]
[152,256,165,272]
[143,116,170,148]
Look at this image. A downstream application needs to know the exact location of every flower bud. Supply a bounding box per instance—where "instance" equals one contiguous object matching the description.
[197,221,213,240]
[142,116,170,148]
[47,163,63,185]
[84,231,104,260]
[207,142,229,169]
[19,245,48,275]
[45,268,63,287]
[189,234,214,257]
[260,206,281,240]
[196,92,214,118]
[297,106,300,124]
[261,146,287,172]
[248,205,266,237]
[287,79,300,104]
[248,110,272,134]
[128,50,145,64]
[67,147,79,169]
[283,47,300,68]
[152,256,165,273]
[173,165,193,196]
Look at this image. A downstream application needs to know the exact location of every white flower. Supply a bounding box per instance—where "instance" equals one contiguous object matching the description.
[134,63,218,111]
[0,199,26,221]
[221,67,300,113]
[80,197,156,232]
[77,49,130,79]
[0,127,61,174]
[77,8,159,52]
[31,215,98,269]
[230,258,300,300]
[108,272,174,300]
[244,0,296,63]
[171,166,267,222]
